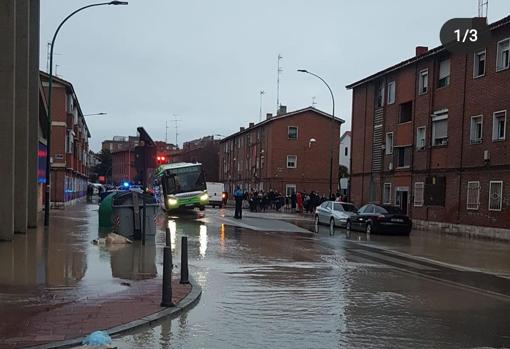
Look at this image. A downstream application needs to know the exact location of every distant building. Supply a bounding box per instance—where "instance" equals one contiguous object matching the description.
[102,135,139,153]
[40,72,91,208]
[346,15,510,234]
[177,136,220,182]
[339,131,351,173]
[111,148,136,185]
[219,107,344,196]
[339,131,351,196]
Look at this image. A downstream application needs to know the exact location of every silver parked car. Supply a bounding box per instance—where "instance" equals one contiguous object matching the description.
[315,201,358,229]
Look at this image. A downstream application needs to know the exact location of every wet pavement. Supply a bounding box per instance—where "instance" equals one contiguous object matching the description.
[0,199,193,348]
[113,208,510,349]
[0,202,509,348]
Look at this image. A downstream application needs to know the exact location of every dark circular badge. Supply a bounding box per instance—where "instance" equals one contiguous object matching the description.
[440,17,491,54]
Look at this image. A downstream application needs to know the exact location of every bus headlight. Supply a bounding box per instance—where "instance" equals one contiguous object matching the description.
[168,198,178,206]
[200,193,209,201]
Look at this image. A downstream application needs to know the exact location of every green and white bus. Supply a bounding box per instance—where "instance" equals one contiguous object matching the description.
[153,162,209,211]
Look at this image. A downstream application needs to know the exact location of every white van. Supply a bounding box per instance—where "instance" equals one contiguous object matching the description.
[206,182,225,208]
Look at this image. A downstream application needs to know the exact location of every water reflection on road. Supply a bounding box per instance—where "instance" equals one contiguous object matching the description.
[115,210,510,349]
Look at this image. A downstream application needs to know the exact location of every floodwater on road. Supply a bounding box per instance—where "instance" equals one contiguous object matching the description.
[114,210,510,349]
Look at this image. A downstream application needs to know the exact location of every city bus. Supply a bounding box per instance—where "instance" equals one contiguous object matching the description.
[153,162,209,211]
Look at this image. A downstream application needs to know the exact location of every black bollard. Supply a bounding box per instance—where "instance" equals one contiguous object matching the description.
[161,246,174,307]
[165,226,171,247]
[180,236,189,284]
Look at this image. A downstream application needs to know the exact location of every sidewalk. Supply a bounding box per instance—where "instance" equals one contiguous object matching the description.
[0,277,193,348]
[0,201,201,349]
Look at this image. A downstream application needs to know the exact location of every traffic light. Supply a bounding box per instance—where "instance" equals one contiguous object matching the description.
[156,155,167,165]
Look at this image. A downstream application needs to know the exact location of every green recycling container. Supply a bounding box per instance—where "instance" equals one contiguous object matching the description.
[98,192,116,228]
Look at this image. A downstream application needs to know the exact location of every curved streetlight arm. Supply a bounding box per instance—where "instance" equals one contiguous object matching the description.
[44,1,128,226]
[297,69,336,197]
[297,69,335,117]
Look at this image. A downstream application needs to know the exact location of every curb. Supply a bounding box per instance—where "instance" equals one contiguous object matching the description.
[28,279,202,349]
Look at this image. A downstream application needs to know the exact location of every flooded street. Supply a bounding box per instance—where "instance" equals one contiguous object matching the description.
[0,202,508,348]
[114,208,510,349]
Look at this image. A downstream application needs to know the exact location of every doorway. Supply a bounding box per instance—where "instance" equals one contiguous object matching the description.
[395,188,409,215]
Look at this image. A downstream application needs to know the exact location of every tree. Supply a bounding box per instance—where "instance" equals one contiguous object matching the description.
[338,165,349,179]
[94,149,112,179]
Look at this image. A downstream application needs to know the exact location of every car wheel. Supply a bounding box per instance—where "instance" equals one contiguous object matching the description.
[314,215,320,226]
[346,220,352,231]
[329,218,335,230]
[365,222,372,234]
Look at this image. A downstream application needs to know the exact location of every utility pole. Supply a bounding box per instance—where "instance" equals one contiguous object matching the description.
[165,120,169,143]
[276,54,283,111]
[259,90,265,122]
[171,115,181,148]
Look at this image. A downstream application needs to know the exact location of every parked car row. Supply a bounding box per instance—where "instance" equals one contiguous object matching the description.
[315,201,412,235]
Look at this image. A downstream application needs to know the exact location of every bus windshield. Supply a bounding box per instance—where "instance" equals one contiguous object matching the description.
[163,166,206,194]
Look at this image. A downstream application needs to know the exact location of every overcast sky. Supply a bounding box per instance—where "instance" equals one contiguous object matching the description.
[40,0,510,152]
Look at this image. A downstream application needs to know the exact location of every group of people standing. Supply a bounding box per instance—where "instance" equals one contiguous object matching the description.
[232,186,347,219]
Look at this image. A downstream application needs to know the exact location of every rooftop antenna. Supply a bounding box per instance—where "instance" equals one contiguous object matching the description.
[165,120,169,143]
[276,54,283,111]
[171,114,182,148]
[46,42,62,73]
[259,90,265,122]
[312,96,317,108]
[478,0,488,18]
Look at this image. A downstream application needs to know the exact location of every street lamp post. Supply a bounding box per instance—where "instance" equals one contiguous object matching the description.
[44,1,128,226]
[297,69,336,198]
[83,112,108,117]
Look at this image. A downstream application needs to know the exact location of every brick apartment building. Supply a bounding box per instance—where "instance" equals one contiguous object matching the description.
[347,16,510,235]
[219,107,344,196]
[40,72,91,208]
[105,135,178,185]
[176,136,220,182]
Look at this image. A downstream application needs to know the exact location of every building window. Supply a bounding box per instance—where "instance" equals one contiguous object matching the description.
[344,147,348,157]
[416,126,426,150]
[470,115,483,144]
[418,69,428,94]
[473,50,486,78]
[489,181,503,211]
[287,155,297,168]
[492,110,506,141]
[399,101,413,123]
[424,175,446,206]
[438,58,450,88]
[387,81,396,104]
[385,132,393,155]
[288,126,298,140]
[395,147,411,168]
[285,184,296,197]
[496,38,510,71]
[383,183,392,204]
[467,181,480,210]
[414,182,424,207]
[375,81,384,108]
[432,112,448,146]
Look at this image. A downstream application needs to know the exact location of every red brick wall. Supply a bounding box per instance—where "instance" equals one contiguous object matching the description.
[350,22,510,228]
[220,109,341,195]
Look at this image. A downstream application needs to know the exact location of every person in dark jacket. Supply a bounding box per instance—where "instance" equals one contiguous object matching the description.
[291,192,297,213]
[234,186,244,219]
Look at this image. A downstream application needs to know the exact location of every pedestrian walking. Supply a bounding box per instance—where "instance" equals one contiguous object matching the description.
[234,186,244,219]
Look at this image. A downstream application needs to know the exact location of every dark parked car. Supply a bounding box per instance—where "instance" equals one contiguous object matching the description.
[346,203,412,235]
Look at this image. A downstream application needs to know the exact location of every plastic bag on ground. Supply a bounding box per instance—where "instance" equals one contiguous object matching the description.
[82,331,112,346]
